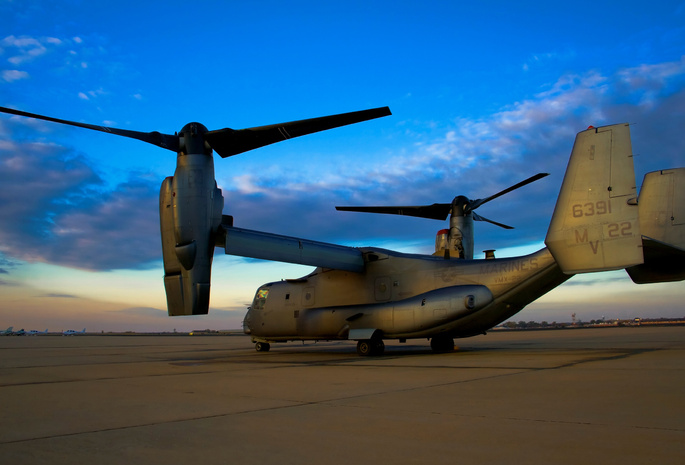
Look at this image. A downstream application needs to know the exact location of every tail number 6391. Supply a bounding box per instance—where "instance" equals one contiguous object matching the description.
[572,200,612,217]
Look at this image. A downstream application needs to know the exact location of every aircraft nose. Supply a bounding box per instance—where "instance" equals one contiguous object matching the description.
[243,310,252,335]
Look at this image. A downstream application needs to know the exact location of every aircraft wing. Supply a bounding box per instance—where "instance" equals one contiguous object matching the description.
[218,226,365,273]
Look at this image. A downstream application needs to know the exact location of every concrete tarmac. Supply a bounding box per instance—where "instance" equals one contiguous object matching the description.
[1,326,684,464]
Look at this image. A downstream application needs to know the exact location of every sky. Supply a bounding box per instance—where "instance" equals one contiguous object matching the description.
[1,0,684,332]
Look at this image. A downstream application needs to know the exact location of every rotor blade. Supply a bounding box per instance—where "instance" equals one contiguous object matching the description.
[0,106,179,152]
[468,172,549,211]
[205,106,391,158]
[336,203,452,221]
[472,212,514,229]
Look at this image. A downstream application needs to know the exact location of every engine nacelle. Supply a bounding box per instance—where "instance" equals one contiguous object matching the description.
[159,127,224,316]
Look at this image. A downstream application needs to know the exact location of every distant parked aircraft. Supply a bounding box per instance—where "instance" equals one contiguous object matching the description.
[62,328,86,336]
[27,329,49,336]
[1,327,14,336]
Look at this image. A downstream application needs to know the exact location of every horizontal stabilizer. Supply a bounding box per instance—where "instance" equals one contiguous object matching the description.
[220,226,365,272]
[626,238,685,283]
[626,168,685,283]
[545,124,643,273]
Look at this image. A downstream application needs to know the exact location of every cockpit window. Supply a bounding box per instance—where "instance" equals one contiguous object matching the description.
[253,288,269,310]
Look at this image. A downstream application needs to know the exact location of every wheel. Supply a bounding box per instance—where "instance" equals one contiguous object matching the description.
[356,340,372,356]
[357,339,385,356]
[430,336,454,353]
[373,339,385,356]
[255,342,271,352]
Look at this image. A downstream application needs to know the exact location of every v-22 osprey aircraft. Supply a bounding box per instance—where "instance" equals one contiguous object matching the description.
[242,123,685,355]
[1,105,683,355]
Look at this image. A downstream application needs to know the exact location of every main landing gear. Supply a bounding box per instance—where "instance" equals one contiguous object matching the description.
[430,335,454,353]
[356,338,385,356]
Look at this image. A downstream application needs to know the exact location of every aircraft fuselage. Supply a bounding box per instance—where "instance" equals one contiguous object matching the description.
[244,247,570,343]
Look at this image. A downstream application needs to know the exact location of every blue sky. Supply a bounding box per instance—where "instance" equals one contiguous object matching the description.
[1,0,684,332]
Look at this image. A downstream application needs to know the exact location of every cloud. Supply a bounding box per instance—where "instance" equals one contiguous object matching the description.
[0,254,20,273]
[40,293,77,298]
[522,51,574,72]
[77,88,107,101]
[0,34,89,88]
[1,69,29,82]
[1,35,62,65]
[0,122,161,271]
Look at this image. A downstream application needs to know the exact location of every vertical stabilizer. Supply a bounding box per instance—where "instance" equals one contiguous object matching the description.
[545,124,643,274]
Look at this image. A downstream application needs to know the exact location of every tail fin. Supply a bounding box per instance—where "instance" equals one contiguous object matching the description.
[545,124,643,274]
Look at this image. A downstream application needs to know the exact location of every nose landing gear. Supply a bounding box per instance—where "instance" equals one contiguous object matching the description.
[255,342,271,352]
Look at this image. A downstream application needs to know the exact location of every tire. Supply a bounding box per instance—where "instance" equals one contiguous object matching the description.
[357,339,385,356]
[430,336,454,353]
[255,342,271,352]
[356,340,372,356]
[373,339,385,356]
